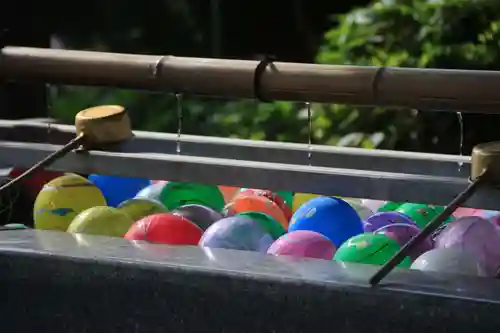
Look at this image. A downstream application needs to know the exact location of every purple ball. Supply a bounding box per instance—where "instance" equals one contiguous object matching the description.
[375,223,433,261]
[199,216,274,253]
[364,211,417,233]
[435,216,500,276]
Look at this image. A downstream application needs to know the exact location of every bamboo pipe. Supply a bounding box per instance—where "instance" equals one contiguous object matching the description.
[1,46,500,113]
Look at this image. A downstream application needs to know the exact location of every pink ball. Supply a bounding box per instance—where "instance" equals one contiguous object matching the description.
[452,207,481,218]
[267,230,336,260]
[472,210,500,229]
[435,216,500,276]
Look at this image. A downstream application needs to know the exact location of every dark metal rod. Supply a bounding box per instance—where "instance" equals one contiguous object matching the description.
[0,140,498,210]
[0,135,83,193]
[2,47,500,112]
[369,175,485,286]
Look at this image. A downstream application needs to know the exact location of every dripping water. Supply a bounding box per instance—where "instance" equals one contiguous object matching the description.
[175,93,183,154]
[306,102,312,165]
[456,111,464,170]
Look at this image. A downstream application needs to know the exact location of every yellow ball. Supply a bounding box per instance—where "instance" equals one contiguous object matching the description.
[118,198,167,221]
[34,174,107,231]
[67,206,134,237]
[292,193,320,212]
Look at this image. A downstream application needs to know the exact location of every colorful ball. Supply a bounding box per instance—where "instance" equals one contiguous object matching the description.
[158,182,225,212]
[411,248,488,277]
[435,216,500,276]
[236,212,286,239]
[375,223,432,261]
[67,206,135,237]
[428,205,455,224]
[476,209,500,219]
[485,212,500,230]
[288,196,363,247]
[360,199,386,212]
[267,230,336,260]
[88,174,151,207]
[3,223,28,229]
[341,197,362,205]
[224,195,288,229]
[135,182,169,202]
[118,198,167,221]
[363,211,416,233]
[234,189,292,221]
[239,188,293,209]
[218,185,240,203]
[334,233,411,267]
[453,207,481,219]
[377,201,403,212]
[395,203,440,229]
[8,168,63,197]
[34,174,107,231]
[199,215,273,252]
[345,201,373,220]
[124,213,202,245]
[172,204,223,230]
[292,193,319,212]
[276,191,294,209]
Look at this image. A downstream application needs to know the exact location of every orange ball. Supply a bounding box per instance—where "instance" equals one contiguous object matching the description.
[124,213,202,245]
[218,185,240,203]
[225,195,288,229]
[234,189,292,221]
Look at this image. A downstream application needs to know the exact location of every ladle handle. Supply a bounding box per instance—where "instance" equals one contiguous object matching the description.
[0,134,85,194]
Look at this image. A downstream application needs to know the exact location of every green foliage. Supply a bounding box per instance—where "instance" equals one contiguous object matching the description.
[316,0,500,150]
[51,0,500,150]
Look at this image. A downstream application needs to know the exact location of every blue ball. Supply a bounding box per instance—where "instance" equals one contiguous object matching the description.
[288,196,363,247]
[88,175,152,207]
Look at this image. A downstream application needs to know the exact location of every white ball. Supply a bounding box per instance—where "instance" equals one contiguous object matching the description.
[361,199,385,212]
[345,200,374,220]
[411,248,488,277]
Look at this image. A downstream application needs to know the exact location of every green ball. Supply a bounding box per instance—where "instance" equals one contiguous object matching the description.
[277,191,294,209]
[3,223,28,229]
[159,182,225,212]
[118,198,167,221]
[67,206,134,237]
[334,233,411,268]
[236,211,286,240]
[377,201,403,212]
[428,205,455,223]
[396,203,442,229]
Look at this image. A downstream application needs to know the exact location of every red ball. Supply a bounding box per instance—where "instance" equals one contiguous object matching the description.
[9,168,63,197]
[124,213,202,245]
[236,189,292,221]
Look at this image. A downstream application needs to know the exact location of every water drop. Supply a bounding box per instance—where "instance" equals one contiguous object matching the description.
[457,112,464,170]
[175,93,183,154]
[306,102,313,165]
